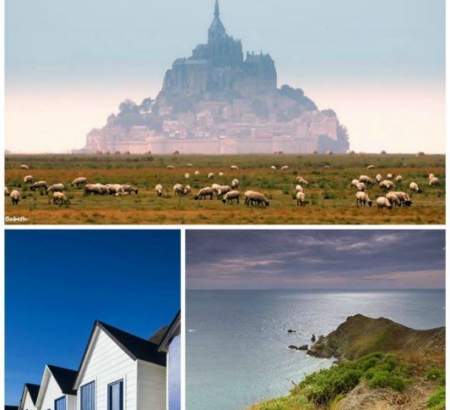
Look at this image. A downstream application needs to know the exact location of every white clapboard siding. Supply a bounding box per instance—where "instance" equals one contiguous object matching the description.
[77,329,137,410]
[21,390,37,410]
[39,374,75,410]
[136,361,166,410]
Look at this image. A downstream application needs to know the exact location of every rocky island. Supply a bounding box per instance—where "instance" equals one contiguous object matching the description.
[80,1,350,155]
[251,315,445,410]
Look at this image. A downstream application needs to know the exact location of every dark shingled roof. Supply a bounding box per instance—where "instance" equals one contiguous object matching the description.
[97,321,166,366]
[6,406,19,410]
[24,383,40,404]
[47,365,78,395]
[148,326,169,345]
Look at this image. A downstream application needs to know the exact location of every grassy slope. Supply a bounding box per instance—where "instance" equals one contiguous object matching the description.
[5,153,445,224]
[250,315,445,410]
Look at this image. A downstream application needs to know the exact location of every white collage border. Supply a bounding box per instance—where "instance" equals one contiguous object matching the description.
[0,0,448,408]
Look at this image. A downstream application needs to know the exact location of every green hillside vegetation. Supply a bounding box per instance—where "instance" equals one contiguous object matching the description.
[250,315,445,410]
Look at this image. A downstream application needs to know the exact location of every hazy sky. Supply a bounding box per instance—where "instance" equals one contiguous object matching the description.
[6,0,445,153]
[186,230,445,290]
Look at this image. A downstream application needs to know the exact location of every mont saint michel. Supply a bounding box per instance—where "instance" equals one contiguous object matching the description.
[81,1,350,154]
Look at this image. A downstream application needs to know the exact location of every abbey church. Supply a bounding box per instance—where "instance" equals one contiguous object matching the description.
[81,1,349,154]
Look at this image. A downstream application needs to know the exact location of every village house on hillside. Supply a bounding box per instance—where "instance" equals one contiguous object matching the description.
[7,313,180,410]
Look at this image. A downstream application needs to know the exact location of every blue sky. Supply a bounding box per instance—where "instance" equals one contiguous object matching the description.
[5,0,445,153]
[187,230,445,290]
[5,230,180,405]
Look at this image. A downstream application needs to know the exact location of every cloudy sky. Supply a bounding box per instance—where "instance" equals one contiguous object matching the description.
[6,0,444,153]
[186,230,445,290]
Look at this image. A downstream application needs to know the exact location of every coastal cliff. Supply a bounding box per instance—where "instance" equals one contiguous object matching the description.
[250,315,445,410]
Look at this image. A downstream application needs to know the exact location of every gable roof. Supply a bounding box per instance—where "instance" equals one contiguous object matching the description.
[97,322,166,365]
[158,311,181,353]
[148,326,169,345]
[24,383,40,404]
[75,320,166,388]
[47,365,77,395]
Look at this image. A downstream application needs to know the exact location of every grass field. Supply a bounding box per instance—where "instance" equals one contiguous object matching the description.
[5,153,445,224]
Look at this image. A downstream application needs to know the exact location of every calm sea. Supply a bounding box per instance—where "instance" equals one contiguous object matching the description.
[186,289,445,410]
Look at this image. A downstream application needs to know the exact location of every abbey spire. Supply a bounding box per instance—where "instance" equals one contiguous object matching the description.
[208,0,226,42]
[214,0,220,18]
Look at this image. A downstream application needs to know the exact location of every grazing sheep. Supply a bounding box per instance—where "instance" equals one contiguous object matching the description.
[184,185,192,195]
[281,165,289,171]
[231,178,240,189]
[30,180,48,192]
[376,196,392,209]
[194,170,200,176]
[84,183,108,195]
[216,185,232,198]
[105,184,124,195]
[392,191,412,207]
[375,174,382,183]
[359,175,373,185]
[409,182,420,193]
[366,164,375,169]
[244,191,270,208]
[296,176,309,185]
[47,183,65,194]
[295,185,304,193]
[386,192,401,207]
[194,187,214,200]
[155,184,164,197]
[296,191,306,206]
[395,175,403,183]
[51,191,68,206]
[167,165,175,169]
[10,190,21,205]
[428,173,435,179]
[24,175,33,184]
[186,163,193,167]
[379,180,395,190]
[230,165,239,170]
[386,173,393,179]
[122,184,138,195]
[218,172,224,177]
[270,165,277,170]
[356,182,367,192]
[222,190,240,204]
[429,176,439,186]
[208,172,215,179]
[351,179,360,188]
[356,191,372,207]
[20,164,29,170]
[184,173,190,179]
[71,177,87,187]
[173,183,186,197]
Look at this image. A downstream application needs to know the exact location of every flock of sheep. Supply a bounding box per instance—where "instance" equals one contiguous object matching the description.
[5,163,441,210]
[351,170,440,209]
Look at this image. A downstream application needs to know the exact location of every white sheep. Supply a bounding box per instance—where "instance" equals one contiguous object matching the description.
[122,184,138,195]
[386,192,401,207]
[194,170,200,176]
[244,191,270,207]
[270,165,277,170]
[356,182,367,192]
[194,187,214,200]
[231,178,240,189]
[392,191,412,207]
[20,164,29,170]
[376,196,392,209]
[351,179,360,188]
[296,191,306,206]
[71,177,87,187]
[173,183,186,197]
[281,165,289,171]
[222,190,240,205]
[356,191,372,207]
[367,164,375,169]
[186,163,193,167]
[429,176,439,186]
[395,175,403,183]
[296,176,309,185]
[409,182,420,193]
[379,180,395,190]
[208,172,215,179]
[51,191,68,206]
[375,174,382,183]
[386,173,393,179]
[84,183,108,195]
[295,185,304,193]
[218,172,224,177]
[167,165,175,169]
[230,165,239,170]
[10,190,21,205]
[184,185,192,195]
[359,175,373,185]
[155,184,164,197]
[24,175,33,184]
[30,180,48,192]
[47,183,65,194]
[184,173,190,179]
